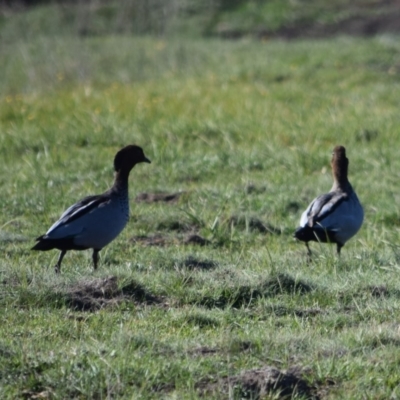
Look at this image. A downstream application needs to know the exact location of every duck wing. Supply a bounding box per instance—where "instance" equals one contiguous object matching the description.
[303,192,349,228]
[44,193,111,238]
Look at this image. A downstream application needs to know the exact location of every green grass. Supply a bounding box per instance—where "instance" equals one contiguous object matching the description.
[2,12,400,399]
[1,0,395,40]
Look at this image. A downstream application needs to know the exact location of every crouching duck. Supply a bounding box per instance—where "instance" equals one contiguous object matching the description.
[294,145,363,257]
[32,145,151,273]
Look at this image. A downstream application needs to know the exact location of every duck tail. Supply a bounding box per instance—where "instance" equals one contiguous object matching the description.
[31,236,55,251]
[293,226,315,242]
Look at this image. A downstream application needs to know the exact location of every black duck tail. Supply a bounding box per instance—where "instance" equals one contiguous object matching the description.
[32,236,87,251]
[294,226,315,242]
[294,225,338,244]
[31,236,55,251]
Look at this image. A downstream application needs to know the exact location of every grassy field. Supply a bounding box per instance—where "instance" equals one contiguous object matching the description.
[2,5,400,399]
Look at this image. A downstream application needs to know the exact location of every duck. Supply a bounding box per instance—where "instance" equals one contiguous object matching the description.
[32,145,151,273]
[294,145,363,257]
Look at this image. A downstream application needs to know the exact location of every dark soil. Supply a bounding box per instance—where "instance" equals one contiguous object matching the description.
[183,234,211,246]
[65,276,162,311]
[135,191,186,203]
[196,365,319,399]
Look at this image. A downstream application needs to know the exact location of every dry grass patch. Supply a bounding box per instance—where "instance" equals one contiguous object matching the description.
[65,276,163,311]
[196,365,320,399]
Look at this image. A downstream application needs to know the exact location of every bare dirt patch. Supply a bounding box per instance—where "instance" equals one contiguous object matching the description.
[197,365,319,399]
[183,233,210,246]
[65,276,162,311]
[135,191,186,203]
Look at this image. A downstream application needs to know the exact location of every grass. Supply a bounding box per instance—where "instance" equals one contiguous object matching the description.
[2,4,400,398]
[1,0,396,39]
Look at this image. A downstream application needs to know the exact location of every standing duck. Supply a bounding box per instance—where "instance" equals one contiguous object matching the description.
[32,145,151,273]
[294,145,363,257]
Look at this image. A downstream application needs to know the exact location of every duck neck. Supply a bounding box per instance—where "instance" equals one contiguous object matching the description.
[331,160,351,192]
[113,169,130,194]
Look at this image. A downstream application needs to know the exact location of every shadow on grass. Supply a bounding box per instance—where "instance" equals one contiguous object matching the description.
[196,365,320,399]
[2,276,163,312]
[4,272,318,312]
[192,273,314,309]
[180,256,217,271]
[65,276,162,311]
[339,284,400,305]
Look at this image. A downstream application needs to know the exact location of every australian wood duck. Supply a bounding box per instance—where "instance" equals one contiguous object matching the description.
[294,145,363,257]
[32,145,150,273]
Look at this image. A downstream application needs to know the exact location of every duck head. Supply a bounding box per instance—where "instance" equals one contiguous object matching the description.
[114,145,151,173]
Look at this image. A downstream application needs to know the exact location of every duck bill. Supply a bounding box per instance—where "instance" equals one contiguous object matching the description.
[143,156,151,163]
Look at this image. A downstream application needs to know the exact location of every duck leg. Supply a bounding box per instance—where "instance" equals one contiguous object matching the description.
[336,243,343,256]
[306,242,312,259]
[55,250,67,274]
[305,242,312,263]
[92,249,100,270]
